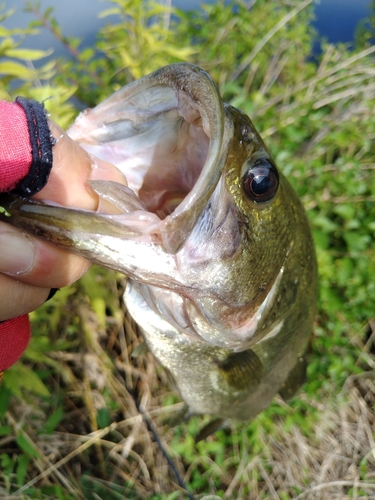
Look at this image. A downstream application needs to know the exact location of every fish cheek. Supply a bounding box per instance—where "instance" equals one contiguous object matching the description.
[217,349,264,391]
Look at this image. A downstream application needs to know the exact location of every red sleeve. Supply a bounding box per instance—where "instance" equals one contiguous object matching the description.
[0,316,31,372]
[0,100,32,191]
[0,98,54,373]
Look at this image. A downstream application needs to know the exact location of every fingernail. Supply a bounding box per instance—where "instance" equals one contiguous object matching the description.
[90,156,128,185]
[0,227,35,275]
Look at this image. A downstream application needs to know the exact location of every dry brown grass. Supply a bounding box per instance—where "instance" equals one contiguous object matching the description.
[1,272,374,499]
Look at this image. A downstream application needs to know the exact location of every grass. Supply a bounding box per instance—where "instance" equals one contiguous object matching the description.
[1,0,375,498]
[1,287,375,498]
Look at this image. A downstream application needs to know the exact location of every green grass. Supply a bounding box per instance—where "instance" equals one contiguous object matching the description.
[1,0,375,498]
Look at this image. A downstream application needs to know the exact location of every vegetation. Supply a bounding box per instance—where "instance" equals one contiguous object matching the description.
[356,0,375,48]
[1,0,375,498]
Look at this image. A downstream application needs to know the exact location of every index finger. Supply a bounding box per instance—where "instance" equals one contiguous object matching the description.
[33,121,127,209]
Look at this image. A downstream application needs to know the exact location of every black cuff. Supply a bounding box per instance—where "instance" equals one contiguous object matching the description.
[46,288,59,302]
[11,98,54,197]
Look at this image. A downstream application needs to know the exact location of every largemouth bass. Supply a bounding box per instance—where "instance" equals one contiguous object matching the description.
[0,64,317,430]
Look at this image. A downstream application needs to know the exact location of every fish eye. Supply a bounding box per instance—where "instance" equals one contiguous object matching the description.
[243,158,279,203]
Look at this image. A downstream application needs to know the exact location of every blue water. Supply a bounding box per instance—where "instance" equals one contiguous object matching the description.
[3,0,373,60]
[312,0,370,45]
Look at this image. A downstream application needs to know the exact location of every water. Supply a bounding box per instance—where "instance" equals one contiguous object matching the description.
[3,0,373,61]
[312,0,371,45]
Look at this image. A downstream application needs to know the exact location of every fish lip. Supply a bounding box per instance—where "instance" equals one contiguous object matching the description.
[68,63,234,254]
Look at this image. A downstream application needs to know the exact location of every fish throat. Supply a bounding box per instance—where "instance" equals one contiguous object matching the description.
[131,106,209,220]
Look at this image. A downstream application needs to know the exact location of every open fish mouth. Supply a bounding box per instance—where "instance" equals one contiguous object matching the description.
[68,63,233,253]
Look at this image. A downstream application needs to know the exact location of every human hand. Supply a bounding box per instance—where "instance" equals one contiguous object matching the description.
[0,121,126,322]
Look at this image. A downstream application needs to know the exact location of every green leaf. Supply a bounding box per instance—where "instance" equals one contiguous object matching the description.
[98,7,121,18]
[0,425,11,436]
[0,385,12,417]
[5,48,52,60]
[16,454,30,486]
[97,407,111,429]
[333,203,356,220]
[343,232,371,253]
[3,364,50,397]
[313,215,338,233]
[0,206,11,216]
[312,229,330,250]
[0,61,34,77]
[336,257,354,286]
[16,434,41,459]
[44,407,65,434]
[0,452,15,474]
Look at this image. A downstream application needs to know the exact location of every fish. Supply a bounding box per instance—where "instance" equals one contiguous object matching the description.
[0,63,317,432]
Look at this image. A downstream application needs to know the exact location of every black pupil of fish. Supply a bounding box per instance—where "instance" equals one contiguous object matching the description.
[252,172,271,195]
[243,159,279,203]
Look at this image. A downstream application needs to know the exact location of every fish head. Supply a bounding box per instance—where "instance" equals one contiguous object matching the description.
[173,101,316,350]
[0,64,316,353]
